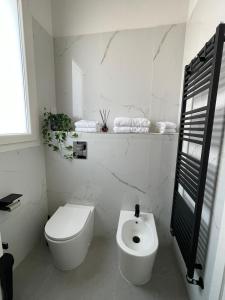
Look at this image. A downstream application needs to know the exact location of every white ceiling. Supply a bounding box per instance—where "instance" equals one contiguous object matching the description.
[51,0,190,37]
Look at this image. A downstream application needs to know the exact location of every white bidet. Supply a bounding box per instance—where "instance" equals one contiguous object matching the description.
[116,209,158,285]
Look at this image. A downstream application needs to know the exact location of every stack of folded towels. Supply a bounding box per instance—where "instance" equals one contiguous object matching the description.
[113,117,150,133]
[75,120,100,133]
[155,121,177,134]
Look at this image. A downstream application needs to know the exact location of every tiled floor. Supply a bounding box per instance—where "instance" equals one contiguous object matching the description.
[14,237,189,300]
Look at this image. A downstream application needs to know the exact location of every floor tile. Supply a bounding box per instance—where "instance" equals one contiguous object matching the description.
[14,237,189,300]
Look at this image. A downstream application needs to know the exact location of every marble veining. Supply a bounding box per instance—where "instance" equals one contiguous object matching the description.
[153,24,176,61]
[124,138,130,156]
[122,104,149,118]
[54,24,185,126]
[46,134,178,245]
[51,24,185,246]
[102,164,146,194]
[100,31,119,64]
[56,36,83,57]
[100,93,114,104]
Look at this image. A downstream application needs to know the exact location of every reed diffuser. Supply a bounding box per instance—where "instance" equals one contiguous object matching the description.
[99,109,110,132]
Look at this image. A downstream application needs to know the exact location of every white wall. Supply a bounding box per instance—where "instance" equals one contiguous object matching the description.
[174,0,225,299]
[33,18,56,114]
[187,0,198,19]
[27,0,53,36]
[0,147,48,267]
[54,24,185,126]
[46,133,178,246]
[183,0,225,66]
[209,141,225,300]
[49,22,185,246]
[51,0,189,37]
[0,0,55,267]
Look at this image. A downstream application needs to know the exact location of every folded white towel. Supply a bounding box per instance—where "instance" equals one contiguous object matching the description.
[158,128,176,134]
[156,121,177,130]
[76,127,100,133]
[75,120,100,128]
[114,117,150,128]
[113,127,149,133]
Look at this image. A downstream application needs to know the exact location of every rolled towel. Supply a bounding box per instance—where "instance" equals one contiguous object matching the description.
[114,117,150,128]
[75,120,100,128]
[76,127,100,133]
[156,121,177,130]
[113,127,149,133]
[159,128,176,134]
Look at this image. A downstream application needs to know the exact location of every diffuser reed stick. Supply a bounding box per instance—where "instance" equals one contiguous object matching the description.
[99,109,110,132]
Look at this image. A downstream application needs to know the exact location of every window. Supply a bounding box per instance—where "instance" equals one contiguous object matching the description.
[0,0,38,146]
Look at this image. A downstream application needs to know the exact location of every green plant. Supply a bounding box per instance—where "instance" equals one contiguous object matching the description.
[42,108,78,160]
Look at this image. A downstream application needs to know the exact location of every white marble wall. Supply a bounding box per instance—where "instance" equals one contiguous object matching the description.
[46,133,178,246]
[33,19,56,114]
[54,24,185,127]
[28,0,53,36]
[0,147,48,267]
[47,23,186,247]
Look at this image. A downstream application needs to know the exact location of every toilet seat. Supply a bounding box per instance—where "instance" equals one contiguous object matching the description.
[45,205,91,242]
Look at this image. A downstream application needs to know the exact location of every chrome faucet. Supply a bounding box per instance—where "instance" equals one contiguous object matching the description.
[134,204,140,218]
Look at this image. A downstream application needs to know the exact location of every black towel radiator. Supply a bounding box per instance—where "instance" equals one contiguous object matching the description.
[170,23,225,289]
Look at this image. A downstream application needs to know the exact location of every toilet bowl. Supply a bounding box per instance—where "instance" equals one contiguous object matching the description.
[116,210,158,285]
[45,204,94,271]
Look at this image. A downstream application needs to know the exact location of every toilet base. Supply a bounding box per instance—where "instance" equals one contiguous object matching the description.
[46,207,94,271]
[47,235,91,271]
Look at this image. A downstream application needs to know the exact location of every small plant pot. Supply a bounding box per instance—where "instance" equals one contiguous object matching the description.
[50,123,58,131]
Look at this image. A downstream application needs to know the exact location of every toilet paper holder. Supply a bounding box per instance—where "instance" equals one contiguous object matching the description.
[0,194,22,211]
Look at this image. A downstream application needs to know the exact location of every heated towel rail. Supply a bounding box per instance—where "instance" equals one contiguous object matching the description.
[170,23,225,289]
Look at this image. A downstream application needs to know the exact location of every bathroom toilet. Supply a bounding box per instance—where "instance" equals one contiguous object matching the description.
[45,204,94,271]
[116,209,158,285]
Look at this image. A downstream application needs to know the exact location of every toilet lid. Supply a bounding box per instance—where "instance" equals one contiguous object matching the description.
[45,206,91,241]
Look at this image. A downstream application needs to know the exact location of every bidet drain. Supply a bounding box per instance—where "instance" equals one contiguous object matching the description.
[133,236,140,243]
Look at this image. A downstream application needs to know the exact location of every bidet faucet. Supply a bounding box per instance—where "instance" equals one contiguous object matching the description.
[135,204,140,218]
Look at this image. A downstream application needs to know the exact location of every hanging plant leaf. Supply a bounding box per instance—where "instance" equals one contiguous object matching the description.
[72,132,78,138]
[65,145,73,151]
[41,108,77,160]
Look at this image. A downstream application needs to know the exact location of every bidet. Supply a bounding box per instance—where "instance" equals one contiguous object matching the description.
[116,209,158,285]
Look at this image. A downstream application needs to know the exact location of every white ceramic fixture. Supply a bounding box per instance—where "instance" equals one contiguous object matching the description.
[45,204,94,271]
[116,210,158,285]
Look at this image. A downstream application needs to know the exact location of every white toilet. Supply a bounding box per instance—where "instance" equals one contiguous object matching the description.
[45,204,94,271]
